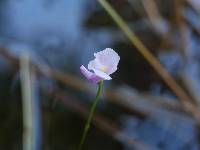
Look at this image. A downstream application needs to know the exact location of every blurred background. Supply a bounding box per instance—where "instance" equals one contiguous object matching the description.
[1,0,200,149]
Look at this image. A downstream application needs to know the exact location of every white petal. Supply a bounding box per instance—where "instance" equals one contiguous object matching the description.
[88,59,101,71]
[93,69,112,80]
[94,48,120,75]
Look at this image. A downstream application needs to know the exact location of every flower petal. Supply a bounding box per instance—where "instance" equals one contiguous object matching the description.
[88,59,102,71]
[80,65,93,79]
[93,69,112,80]
[80,65,103,83]
[94,48,120,75]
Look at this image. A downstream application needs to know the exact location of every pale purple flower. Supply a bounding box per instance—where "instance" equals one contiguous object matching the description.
[80,48,120,83]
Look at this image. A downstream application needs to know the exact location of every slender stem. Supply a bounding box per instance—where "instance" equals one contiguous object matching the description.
[20,53,33,150]
[78,81,103,150]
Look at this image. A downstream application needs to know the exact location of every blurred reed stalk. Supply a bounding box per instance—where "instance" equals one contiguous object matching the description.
[141,0,162,23]
[141,0,166,35]
[20,53,42,150]
[97,0,200,122]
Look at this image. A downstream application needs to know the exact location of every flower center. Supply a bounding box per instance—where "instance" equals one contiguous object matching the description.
[100,66,108,72]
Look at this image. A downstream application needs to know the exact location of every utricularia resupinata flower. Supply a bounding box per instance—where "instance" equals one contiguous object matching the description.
[78,48,120,150]
[80,48,120,83]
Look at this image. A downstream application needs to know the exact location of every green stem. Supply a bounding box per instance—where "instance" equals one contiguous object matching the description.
[78,81,103,150]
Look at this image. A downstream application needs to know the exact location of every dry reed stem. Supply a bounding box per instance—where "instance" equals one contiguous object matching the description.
[97,0,200,123]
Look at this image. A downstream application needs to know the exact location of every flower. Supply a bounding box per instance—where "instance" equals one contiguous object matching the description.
[80,48,120,83]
